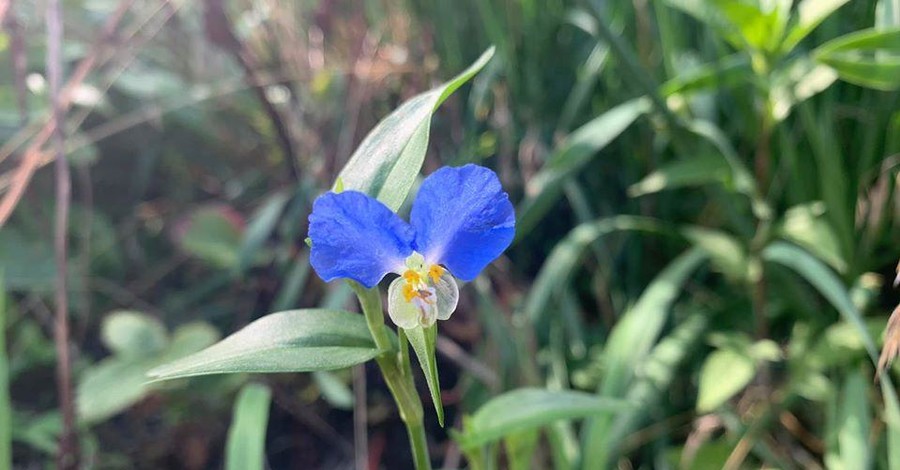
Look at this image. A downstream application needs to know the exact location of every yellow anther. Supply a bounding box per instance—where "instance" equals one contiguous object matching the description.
[403,269,422,285]
[402,282,417,303]
[428,264,445,284]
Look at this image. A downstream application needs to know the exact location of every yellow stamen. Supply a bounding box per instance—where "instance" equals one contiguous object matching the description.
[403,269,422,285]
[402,282,417,302]
[428,264,445,284]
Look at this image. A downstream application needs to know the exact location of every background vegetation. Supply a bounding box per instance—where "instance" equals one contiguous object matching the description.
[1,0,899,468]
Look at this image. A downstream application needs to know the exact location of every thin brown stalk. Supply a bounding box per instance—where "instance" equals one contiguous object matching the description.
[202,0,301,180]
[47,0,77,467]
[0,0,134,227]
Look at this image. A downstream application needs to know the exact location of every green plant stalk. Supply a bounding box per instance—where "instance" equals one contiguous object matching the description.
[0,275,10,469]
[349,281,431,470]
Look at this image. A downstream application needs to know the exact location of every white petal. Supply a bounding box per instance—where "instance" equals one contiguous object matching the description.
[388,277,423,329]
[434,272,459,321]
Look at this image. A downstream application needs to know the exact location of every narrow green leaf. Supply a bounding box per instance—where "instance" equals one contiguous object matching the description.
[696,349,757,412]
[504,429,540,470]
[523,216,673,325]
[685,120,770,219]
[660,0,744,48]
[715,0,784,52]
[682,227,747,282]
[271,252,311,312]
[598,248,708,397]
[12,411,60,455]
[782,0,851,53]
[628,154,730,197]
[338,47,495,211]
[79,321,219,424]
[778,202,846,272]
[148,310,390,380]
[770,57,838,121]
[457,388,628,449]
[583,248,708,468]
[590,311,709,467]
[78,357,161,424]
[312,371,354,410]
[837,370,871,470]
[238,191,290,273]
[762,242,877,360]
[659,54,751,97]
[225,383,272,470]
[814,28,900,90]
[816,56,900,90]
[517,98,651,237]
[879,379,900,470]
[406,325,444,426]
[0,274,11,469]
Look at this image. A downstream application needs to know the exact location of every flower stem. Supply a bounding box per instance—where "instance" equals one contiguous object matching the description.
[349,281,432,470]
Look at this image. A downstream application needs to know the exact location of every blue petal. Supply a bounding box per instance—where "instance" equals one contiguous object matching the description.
[308,191,415,288]
[410,164,515,280]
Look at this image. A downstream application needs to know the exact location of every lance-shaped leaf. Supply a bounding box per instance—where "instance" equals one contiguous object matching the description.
[814,27,900,91]
[406,325,444,426]
[455,388,629,449]
[148,310,392,380]
[338,47,495,211]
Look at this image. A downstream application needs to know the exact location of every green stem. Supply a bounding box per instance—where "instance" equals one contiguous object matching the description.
[349,281,432,470]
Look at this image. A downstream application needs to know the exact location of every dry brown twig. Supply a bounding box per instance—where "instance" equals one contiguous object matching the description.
[46,0,78,466]
[876,261,900,381]
[0,0,135,227]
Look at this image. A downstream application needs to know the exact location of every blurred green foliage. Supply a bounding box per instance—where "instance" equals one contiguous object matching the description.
[0,0,899,468]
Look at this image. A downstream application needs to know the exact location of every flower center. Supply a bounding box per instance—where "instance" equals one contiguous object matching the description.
[398,252,447,324]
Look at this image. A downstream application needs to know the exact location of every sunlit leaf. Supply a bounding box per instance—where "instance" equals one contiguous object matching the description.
[814,28,900,90]
[338,47,495,211]
[696,348,756,412]
[778,202,846,272]
[782,0,851,53]
[770,58,838,121]
[149,310,390,380]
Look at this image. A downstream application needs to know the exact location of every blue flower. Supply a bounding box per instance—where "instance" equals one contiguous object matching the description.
[308,164,515,329]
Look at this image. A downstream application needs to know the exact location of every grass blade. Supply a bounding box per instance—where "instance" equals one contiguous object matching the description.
[456,388,629,450]
[516,98,651,237]
[583,247,708,468]
[225,383,272,470]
